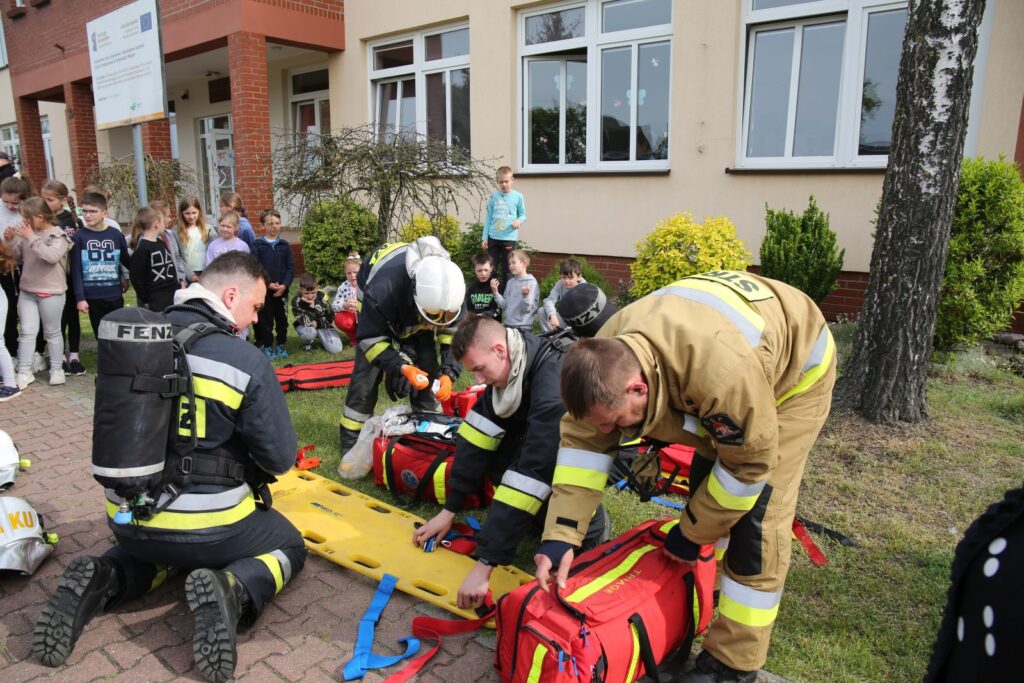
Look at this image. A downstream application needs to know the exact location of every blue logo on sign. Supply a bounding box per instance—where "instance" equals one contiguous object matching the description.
[140,12,152,32]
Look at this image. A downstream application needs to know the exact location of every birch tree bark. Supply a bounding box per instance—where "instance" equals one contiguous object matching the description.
[835,0,987,422]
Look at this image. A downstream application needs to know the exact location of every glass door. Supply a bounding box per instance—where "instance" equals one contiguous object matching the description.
[198,115,235,219]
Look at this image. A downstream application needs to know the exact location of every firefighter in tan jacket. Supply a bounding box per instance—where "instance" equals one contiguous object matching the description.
[534,271,836,683]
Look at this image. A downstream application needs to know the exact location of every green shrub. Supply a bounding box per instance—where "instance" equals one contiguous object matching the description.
[300,198,378,284]
[398,213,462,254]
[760,196,845,303]
[630,212,752,298]
[452,224,486,280]
[538,256,611,300]
[936,156,1024,350]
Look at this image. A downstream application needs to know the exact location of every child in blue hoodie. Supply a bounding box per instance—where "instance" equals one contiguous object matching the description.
[251,209,294,359]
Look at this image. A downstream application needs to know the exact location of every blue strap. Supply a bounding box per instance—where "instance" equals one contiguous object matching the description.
[614,479,686,510]
[342,574,421,680]
[464,515,482,532]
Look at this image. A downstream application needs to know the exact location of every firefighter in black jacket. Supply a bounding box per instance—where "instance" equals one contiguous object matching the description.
[33,253,306,683]
[339,237,466,454]
[413,315,609,608]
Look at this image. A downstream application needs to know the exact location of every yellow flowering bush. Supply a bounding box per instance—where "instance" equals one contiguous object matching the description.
[630,212,752,298]
[398,213,462,255]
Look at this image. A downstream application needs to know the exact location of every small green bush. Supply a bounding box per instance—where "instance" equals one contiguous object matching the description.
[452,224,486,280]
[538,256,611,299]
[398,213,462,254]
[630,212,752,298]
[936,157,1024,351]
[300,198,378,284]
[760,196,845,303]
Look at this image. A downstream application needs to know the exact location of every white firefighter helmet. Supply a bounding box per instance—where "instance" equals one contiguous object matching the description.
[0,429,26,491]
[0,496,56,575]
[412,256,465,326]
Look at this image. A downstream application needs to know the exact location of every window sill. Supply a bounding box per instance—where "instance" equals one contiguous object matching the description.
[29,0,50,7]
[726,166,886,175]
[4,6,26,19]
[515,169,670,178]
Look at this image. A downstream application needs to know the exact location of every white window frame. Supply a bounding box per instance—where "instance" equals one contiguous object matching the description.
[367,25,470,151]
[0,14,8,69]
[738,0,909,169]
[518,0,673,173]
[40,115,54,179]
[0,123,19,165]
[289,64,331,140]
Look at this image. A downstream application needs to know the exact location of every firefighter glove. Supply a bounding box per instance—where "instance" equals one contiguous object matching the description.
[401,364,430,391]
[434,374,454,401]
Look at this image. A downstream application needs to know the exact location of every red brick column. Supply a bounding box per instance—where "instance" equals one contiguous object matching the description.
[228,31,272,216]
[142,118,173,160]
[13,97,47,183]
[64,81,99,195]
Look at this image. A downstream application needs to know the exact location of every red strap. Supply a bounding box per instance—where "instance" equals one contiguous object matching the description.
[295,445,321,470]
[382,600,494,682]
[792,517,828,567]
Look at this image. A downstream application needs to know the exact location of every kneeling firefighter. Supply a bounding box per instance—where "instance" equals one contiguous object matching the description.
[33,253,306,683]
[339,236,466,454]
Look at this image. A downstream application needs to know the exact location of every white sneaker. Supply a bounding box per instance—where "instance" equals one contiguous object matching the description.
[31,352,48,373]
[16,372,35,390]
[48,368,65,386]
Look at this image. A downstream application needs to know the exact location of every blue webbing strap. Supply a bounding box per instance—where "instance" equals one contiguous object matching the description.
[342,573,421,680]
[614,478,686,510]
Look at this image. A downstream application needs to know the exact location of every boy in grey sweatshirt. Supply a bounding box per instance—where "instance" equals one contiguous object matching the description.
[492,249,538,332]
[540,258,586,333]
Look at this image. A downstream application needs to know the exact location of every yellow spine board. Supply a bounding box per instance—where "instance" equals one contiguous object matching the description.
[270,469,533,623]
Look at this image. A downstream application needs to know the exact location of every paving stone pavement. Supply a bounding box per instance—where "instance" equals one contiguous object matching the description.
[0,371,790,683]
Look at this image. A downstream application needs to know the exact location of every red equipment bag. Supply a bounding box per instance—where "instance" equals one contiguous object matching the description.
[371,413,494,508]
[440,385,486,418]
[495,519,716,683]
[658,444,696,495]
[274,360,355,392]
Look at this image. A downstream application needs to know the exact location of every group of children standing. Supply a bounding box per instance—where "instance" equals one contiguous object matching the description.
[469,165,586,334]
[0,181,350,400]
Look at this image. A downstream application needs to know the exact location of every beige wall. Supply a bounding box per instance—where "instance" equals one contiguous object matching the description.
[331,0,1024,272]
[0,68,12,127]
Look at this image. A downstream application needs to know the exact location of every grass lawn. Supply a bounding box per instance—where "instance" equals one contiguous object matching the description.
[74,297,1024,682]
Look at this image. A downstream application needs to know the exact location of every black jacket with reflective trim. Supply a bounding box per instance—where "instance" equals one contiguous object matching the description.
[112,302,297,542]
[357,245,460,373]
[166,302,297,475]
[445,332,565,566]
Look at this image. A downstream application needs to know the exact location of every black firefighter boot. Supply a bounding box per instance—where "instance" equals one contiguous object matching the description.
[339,424,360,456]
[32,555,123,667]
[677,650,757,683]
[185,568,251,683]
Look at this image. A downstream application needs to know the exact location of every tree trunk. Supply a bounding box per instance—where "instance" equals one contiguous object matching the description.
[835,0,986,423]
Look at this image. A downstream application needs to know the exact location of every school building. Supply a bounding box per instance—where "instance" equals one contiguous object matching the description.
[3,0,1024,321]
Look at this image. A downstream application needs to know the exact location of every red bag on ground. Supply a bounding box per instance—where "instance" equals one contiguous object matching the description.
[371,414,493,508]
[440,385,486,418]
[274,360,354,392]
[495,519,715,683]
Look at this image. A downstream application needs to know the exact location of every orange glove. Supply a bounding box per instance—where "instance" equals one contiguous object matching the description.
[434,374,453,401]
[401,364,430,391]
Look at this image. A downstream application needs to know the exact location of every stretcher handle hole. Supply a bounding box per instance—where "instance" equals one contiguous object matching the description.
[297,472,316,480]
[366,503,391,514]
[327,485,351,496]
[349,554,381,569]
[302,530,327,544]
[411,579,448,597]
